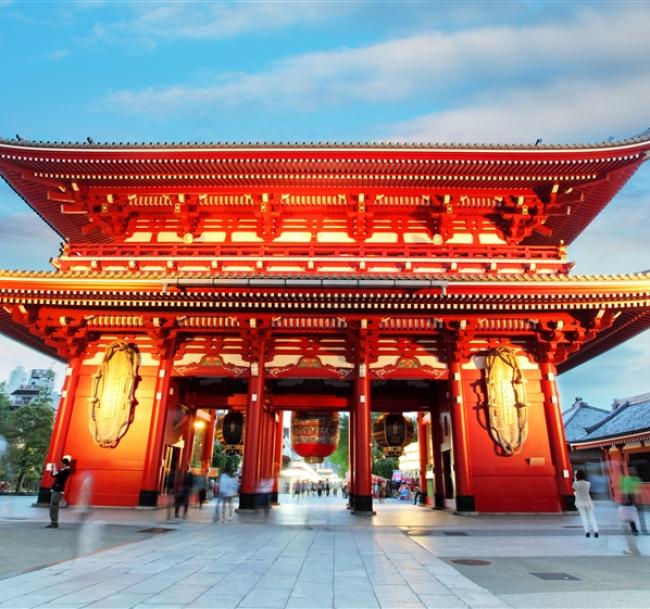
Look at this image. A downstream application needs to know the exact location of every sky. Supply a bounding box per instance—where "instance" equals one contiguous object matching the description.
[0,1,649,410]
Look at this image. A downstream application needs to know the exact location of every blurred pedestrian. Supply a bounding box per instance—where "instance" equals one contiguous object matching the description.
[195,473,208,508]
[174,465,194,519]
[573,470,599,538]
[216,467,238,522]
[47,457,72,529]
[621,467,646,534]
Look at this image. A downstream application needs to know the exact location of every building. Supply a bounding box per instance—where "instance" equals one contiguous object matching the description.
[6,366,27,394]
[566,393,650,505]
[9,368,56,407]
[0,135,649,512]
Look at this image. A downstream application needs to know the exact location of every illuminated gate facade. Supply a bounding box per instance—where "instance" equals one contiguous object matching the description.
[1,135,649,512]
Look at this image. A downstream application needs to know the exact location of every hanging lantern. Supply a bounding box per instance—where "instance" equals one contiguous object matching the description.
[291,411,339,464]
[215,411,245,455]
[373,413,414,457]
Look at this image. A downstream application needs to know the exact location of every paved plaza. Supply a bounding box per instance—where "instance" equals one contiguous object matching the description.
[0,495,649,609]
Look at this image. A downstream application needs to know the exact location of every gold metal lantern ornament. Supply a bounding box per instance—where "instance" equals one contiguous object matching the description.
[215,411,245,455]
[372,413,415,458]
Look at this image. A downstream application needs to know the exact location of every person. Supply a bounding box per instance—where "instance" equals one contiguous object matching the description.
[620,467,645,534]
[618,496,641,555]
[572,470,599,538]
[174,465,194,519]
[217,467,238,522]
[47,457,71,529]
[195,473,208,508]
[412,483,423,506]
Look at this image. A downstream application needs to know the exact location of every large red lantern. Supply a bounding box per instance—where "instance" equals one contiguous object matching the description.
[291,411,339,463]
[372,414,414,457]
[215,411,245,455]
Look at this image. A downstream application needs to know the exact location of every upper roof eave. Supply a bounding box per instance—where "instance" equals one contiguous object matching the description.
[2,134,650,154]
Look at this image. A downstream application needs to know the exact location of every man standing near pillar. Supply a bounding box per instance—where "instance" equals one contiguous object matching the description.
[46,457,72,529]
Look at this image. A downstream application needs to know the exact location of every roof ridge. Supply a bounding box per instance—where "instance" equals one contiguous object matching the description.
[584,401,635,434]
[2,133,650,151]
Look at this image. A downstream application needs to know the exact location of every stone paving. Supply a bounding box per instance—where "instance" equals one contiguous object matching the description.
[0,495,648,609]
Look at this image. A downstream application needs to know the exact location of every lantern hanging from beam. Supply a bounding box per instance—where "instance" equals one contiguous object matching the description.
[373,413,414,457]
[291,411,339,464]
[215,411,245,455]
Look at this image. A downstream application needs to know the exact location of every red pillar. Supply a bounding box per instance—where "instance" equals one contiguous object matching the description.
[448,360,475,512]
[201,410,217,472]
[417,412,428,505]
[37,356,82,504]
[539,360,575,510]
[139,347,175,506]
[347,408,356,508]
[272,413,284,504]
[239,343,265,510]
[429,407,445,509]
[353,352,373,513]
[258,406,276,507]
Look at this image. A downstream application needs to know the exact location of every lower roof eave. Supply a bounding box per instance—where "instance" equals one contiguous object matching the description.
[570,430,650,450]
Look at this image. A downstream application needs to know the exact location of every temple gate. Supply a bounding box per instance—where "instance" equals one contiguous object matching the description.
[0,135,649,513]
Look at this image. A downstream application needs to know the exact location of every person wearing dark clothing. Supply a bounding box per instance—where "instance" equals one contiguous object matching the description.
[47,458,71,529]
[174,466,194,519]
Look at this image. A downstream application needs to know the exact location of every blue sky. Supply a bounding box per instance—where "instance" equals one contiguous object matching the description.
[0,1,649,410]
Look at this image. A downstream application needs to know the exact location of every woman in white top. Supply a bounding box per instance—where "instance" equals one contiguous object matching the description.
[573,470,599,538]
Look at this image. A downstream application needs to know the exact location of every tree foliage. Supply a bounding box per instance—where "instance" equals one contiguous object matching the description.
[372,456,399,480]
[211,440,241,475]
[329,413,349,477]
[0,387,54,492]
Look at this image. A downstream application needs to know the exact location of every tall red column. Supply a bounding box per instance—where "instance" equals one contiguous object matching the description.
[201,410,217,472]
[347,408,356,509]
[429,407,445,509]
[417,412,428,505]
[258,406,276,508]
[353,350,373,513]
[239,341,265,510]
[37,355,83,504]
[448,360,475,512]
[539,360,575,511]
[272,413,284,504]
[139,344,175,506]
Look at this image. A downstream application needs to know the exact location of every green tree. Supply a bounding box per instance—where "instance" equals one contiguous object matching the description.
[329,413,349,477]
[0,383,13,481]
[211,440,241,474]
[372,456,399,480]
[5,392,54,492]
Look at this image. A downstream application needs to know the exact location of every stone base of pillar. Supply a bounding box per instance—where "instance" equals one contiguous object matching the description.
[433,492,445,510]
[138,489,159,507]
[36,486,51,505]
[455,495,476,512]
[270,491,279,505]
[352,494,375,514]
[560,494,576,511]
[238,492,259,511]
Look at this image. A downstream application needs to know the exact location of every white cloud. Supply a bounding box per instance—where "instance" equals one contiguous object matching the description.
[0,214,61,271]
[46,49,69,61]
[385,75,650,143]
[90,1,350,45]
[101,4,650,125]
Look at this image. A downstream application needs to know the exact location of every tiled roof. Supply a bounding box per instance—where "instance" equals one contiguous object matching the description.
[570,395,650,445]
[563,401,611,442]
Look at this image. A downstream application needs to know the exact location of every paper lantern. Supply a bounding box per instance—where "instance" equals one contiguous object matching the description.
[291,411,339,464]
